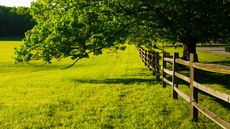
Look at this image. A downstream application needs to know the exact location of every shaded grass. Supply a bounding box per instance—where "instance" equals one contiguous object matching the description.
[72,78,157,85]
[163,47,230,125]
[164,47,230,92]
[0,42,228,128]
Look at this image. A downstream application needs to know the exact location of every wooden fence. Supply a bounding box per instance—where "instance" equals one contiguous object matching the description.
[138,47,230,129]
[137,48,161,81]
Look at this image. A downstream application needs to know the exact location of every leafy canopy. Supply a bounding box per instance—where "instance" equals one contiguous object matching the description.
[15,0,128,66]
[15,0,229,65]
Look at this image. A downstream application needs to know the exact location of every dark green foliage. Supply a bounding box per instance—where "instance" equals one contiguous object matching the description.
[109,0,229,61]
[0,6,35,37]
[15,1,128,64]
[14,0,230,64]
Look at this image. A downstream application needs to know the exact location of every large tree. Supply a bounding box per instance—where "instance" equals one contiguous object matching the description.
[109,0,230,61]
[15,0,229,65]
[15,0,128,67]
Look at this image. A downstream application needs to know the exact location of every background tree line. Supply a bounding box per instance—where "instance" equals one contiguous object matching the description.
[0,5,35,37]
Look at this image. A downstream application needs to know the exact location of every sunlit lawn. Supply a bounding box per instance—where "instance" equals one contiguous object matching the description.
[0,41,229,128]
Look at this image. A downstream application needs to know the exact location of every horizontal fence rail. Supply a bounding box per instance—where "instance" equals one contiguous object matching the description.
[193,63,230,75]
[193,81,230,103]
[137,47,230,129]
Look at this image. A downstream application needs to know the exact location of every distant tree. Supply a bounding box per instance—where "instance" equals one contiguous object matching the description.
[0,6,12,36]
[10,7,36,34]
[0,6,35,37]
[15,0,229,65]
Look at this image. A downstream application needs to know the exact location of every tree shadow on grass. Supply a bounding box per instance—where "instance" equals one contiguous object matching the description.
[200,90,230,110]
[205,60,230,66]
[169,68,230,110]
[72,78,157,85]
[173,68,230,91]
[195,70,230,91]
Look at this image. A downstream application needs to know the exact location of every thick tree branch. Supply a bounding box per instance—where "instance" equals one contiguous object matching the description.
[61,57,81,69]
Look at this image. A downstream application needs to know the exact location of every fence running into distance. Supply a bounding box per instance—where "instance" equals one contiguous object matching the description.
[137,47,230,129]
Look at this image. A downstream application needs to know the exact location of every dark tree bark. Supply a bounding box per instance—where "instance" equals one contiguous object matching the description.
[182,43,199,62]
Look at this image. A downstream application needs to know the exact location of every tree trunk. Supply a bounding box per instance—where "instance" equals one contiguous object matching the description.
[182,43,199,62]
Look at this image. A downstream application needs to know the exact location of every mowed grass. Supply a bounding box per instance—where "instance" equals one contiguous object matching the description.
[164,46,230,128]
[0,41,229,129]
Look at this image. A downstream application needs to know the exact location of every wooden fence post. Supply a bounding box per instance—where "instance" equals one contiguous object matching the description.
[139,48,143,61]
[144,50,147,66]
[155,52,160,81]
[150,51,156,76]
[189,53,198,121]
[148,50,151,70]
[172,53,179,99]
[148,52,150,70]
[147,50,150,68]
[162,53,166,88]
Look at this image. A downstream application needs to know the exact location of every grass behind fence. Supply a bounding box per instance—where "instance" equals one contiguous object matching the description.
[163,47,230,126]
[0,41,229,128]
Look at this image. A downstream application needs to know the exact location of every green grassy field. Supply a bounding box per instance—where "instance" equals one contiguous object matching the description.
[0,41,229,128]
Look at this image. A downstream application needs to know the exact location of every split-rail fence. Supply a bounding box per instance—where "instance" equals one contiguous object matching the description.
[138,47,230,129]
